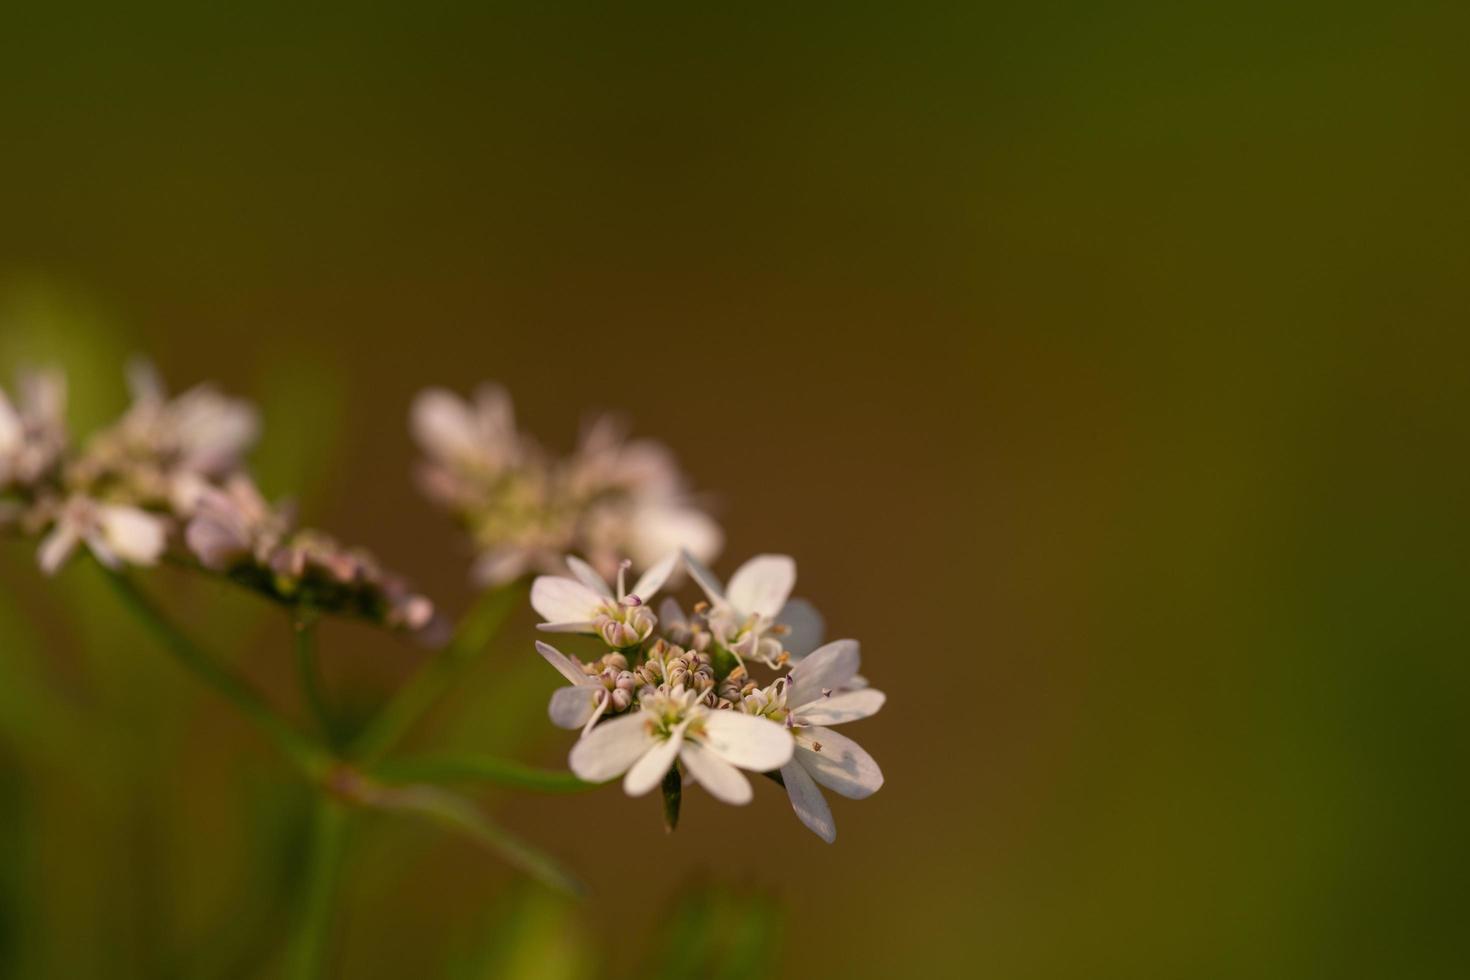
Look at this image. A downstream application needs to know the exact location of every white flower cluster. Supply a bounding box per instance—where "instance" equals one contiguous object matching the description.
[411,385,723,587]
[533,552,884,842]
[0,361,433,630]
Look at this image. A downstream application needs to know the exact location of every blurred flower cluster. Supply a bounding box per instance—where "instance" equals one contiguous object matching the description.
[0,361,434,630]
[412,384,723,586]
[533,551,885,842]
[6,359,885,846]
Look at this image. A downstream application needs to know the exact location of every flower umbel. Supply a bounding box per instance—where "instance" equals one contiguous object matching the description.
[411,384,723,587]
[536,552,886,839]
[1,360,436,632]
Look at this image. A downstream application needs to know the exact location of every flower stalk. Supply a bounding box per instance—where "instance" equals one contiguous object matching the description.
[350,583,521,764]
[286,797,348,980]
[99,565,331,780]
[371,753,593,793]
[292,606,335,746]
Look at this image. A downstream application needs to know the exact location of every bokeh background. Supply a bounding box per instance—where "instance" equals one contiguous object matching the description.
[2,3,1469,977]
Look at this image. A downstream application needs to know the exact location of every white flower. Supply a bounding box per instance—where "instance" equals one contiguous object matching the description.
[37,495,168,575]
[569,415,724,575]
[623,500,724,573]
[682,551,825,665]
[766,639,886,843]
[569,687,794,805]
[531,552,679,646]
[533,640,626,734]
[411,384,525,477]
[123,359,259,477]
[184,474,290,570]
[0,369,68,489]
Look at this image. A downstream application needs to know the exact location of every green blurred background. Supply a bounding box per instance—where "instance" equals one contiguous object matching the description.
[2,3,1468,977]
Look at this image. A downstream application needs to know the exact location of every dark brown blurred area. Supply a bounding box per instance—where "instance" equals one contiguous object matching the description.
[2,3,1469,978]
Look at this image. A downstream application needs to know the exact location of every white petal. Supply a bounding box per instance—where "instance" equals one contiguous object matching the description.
[22,370,67,425]
[563,555,613,597]
[530,575,604,624]
[568,714,653,782]
[623,722,687,797]
[548,686,599,729]
[534,640,591,686]
[37,524,79,575]
[777,598,825,659]
[794,726,883,799]
[97,505,167,566]
[125,357,165,403]
[699,712,794,771]
[788,639,861,707]
[83,529,121,569]
[726,554,796,619]
[629,506,723,570]
[628,551,679,603]
[658,597,686,626]
[410,388,479,461]
[681,549,724,603]
[794,688,886,726]
[782,758,835,843]
[471,547,529,587]
[680,741,752,805]
[535,621,598,634]
[472,383,516,440]
[0,390,21,453]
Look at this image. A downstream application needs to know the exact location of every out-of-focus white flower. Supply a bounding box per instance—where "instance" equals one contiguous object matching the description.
[683,552,824,665]
[182,474,436,632]
[569,686,793,804]
[531,553,678,647]
[748,639,885,843]
[571,415,723,578]
[410,384,723,589]
[36,494,168,575]
[412,385,527,491]
[621,501,723,575]
[121,359,259,478]
[68,360,259,514]
[0,369,68,489]
[184,474,291,570]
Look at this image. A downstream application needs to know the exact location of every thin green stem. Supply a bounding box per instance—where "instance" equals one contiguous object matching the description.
[350,584,522,764]
[371,753,593,793]
[286,798,347,980]
[292,608,335,746]
[100,567,331,779]
[350,779,582,896]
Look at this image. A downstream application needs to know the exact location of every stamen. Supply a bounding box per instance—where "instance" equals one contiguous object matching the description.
[616,558,631,599]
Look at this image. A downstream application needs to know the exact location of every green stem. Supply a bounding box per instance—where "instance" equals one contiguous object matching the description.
[292,608,335,746]
[286,798,347,980]
[371,754,593,793]
[352,780,582,896]
[100,567,330,779]
[350,584,522,764]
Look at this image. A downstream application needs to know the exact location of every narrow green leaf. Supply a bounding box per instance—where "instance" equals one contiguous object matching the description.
[371,754,592,794]
[357,781,583,897]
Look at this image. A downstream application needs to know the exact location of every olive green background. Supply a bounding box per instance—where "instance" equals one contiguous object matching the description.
[2,3,1468,977]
